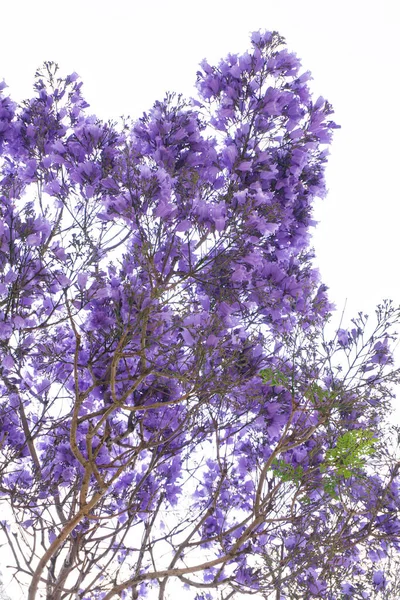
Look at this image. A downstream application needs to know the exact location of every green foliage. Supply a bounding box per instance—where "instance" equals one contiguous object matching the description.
[261,370,378,501]
[260,368,289,388]
[305,382,329,402]
[260,370,337,417]
[319,430,378,498]
[305,382,337,404]
[321,429,377,479]
[323,478,339,500]
[272,459,304,484]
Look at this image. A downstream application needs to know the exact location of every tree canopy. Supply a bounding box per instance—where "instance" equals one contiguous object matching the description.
[0,30,399,600]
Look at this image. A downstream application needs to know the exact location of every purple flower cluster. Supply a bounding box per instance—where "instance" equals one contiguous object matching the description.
[0,35,399,600]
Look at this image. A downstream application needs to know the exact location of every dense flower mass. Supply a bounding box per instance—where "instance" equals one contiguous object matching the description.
[0,31,400,600]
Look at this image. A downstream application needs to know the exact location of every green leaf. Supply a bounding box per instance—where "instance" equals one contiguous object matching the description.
[320,429,377,481]
[272,458,303,484]
[260,368,289,387]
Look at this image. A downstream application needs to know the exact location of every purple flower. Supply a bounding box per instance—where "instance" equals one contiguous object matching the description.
[337,328,350,347]
[373,570,387,590]
[341,582,355,596]
[2,31,396,600]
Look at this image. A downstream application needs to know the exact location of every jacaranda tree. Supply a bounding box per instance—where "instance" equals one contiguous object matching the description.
[0,30,400,600]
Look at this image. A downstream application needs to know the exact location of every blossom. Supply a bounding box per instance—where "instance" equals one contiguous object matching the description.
[1,31,398,600]
[372,570,387,590]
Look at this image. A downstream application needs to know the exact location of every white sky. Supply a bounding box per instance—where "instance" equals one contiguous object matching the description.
[1,0,399,595]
